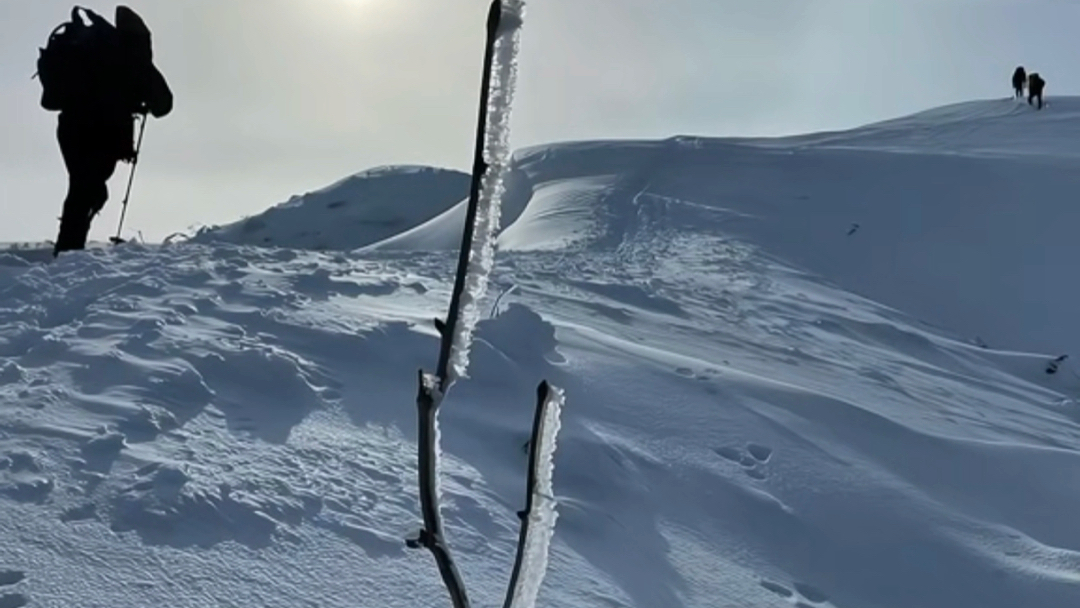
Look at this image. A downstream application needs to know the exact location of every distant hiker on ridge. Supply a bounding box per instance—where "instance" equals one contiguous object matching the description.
[1012,66,1027,99]
[36,5,172,256]
[1027,72,1046,110]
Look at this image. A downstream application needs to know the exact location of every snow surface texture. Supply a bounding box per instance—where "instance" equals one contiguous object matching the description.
[3,97,1080,608]
[446,0,525,385]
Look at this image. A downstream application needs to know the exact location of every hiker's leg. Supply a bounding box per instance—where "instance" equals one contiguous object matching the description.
[55,113,115,253]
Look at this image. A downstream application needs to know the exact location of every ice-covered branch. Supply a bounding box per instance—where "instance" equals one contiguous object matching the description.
[437,0,525,389]
[502,381,566,608]
[411,3,527,608]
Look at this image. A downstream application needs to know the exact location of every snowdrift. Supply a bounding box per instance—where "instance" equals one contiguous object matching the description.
[377,96,1080,355]
[189,165,471,251]
[361,165,533,252]
[3,98,1080,608]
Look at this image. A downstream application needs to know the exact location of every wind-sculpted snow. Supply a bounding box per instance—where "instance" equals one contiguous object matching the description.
[188,166,471,251]
[0,243,601,607]
[3,98,1080,607]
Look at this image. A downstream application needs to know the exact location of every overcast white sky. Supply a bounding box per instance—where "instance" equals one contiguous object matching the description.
[1,0,1077,243]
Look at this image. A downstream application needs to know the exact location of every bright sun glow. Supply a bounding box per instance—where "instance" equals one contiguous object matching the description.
[329,0,397,19]
[318,0,399,29]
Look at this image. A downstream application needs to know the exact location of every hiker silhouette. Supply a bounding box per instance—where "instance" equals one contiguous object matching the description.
[36,5,172,256]
[1012,66,1026,99]
[1027,73,1046,110]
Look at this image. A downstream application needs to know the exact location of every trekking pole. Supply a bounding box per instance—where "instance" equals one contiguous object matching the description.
[111,112,148,245]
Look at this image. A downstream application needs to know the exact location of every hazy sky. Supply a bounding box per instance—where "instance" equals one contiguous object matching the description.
[1,0,1077,243]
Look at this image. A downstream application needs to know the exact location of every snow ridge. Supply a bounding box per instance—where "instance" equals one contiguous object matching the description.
[508,383,564,608]
[447,0,526,384]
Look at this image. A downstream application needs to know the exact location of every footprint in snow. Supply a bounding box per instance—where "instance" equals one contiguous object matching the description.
[759,580,793,598]
[747,443,773,463]
[714,446,746,464]
[715,443,775,479]
[794,582,831,604]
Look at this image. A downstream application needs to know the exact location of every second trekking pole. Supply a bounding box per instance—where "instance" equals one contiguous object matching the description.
[111,112,148,245]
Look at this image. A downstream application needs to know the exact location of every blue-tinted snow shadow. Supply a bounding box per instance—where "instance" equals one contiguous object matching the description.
[733,385,1080,608]
[441,364,689,608]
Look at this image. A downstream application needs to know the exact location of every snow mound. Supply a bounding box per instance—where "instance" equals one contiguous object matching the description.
[190,165,470,251]
[362,165,533,252]
[480,98,1080,355]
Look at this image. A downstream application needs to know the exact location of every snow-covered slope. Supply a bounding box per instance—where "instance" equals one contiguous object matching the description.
[3,98,1080,608]
[370,97,1080,355]
[508,130,1080,358]
[778,97,1080,157]
[189,166,471,251]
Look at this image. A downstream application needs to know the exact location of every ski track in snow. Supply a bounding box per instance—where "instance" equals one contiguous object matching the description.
[2,98,1080,607]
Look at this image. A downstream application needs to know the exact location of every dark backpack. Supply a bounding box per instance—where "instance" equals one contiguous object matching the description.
[114,5,173,118]
[36,7,119,112]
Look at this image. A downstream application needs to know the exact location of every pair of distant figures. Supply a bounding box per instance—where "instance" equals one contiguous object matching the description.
[1012,67,1045,109]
